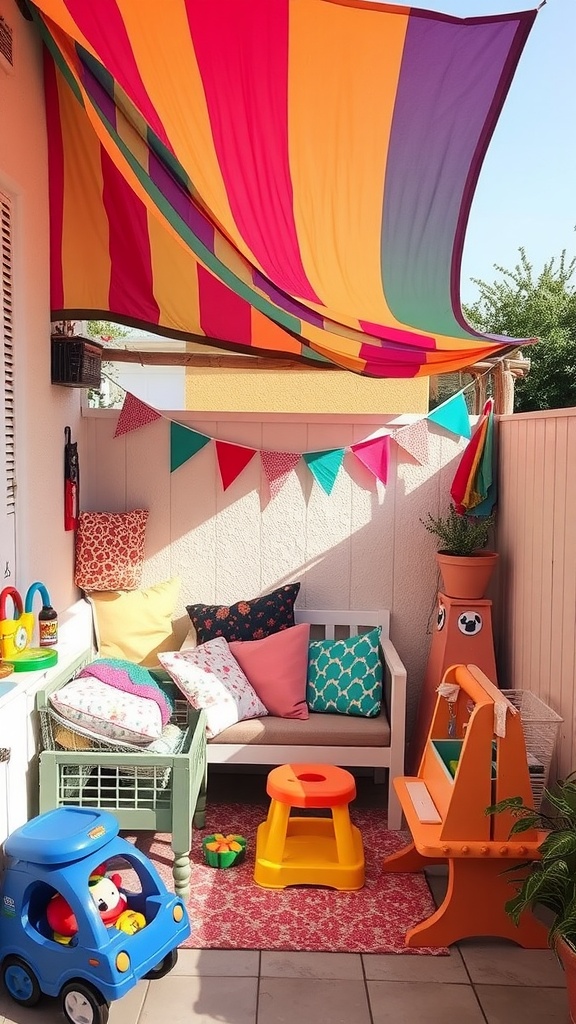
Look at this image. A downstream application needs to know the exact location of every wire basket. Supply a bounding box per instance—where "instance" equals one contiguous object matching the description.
[38,685,191,792]
[501,689,563,810]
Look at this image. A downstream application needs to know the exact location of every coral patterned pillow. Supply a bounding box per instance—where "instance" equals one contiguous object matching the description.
[74,509,149,592]
[159,637,268,739]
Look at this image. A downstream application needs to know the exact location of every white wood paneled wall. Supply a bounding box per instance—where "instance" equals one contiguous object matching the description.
[496,407,576,780]
[83,410,468,732]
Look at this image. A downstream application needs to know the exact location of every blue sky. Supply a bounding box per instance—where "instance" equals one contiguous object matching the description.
[381,0,576,303]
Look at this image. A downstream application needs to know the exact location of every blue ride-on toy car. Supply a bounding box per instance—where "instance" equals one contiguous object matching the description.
[0,805,191,1024]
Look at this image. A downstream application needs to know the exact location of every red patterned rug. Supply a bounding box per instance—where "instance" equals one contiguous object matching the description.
[125,802,448,955]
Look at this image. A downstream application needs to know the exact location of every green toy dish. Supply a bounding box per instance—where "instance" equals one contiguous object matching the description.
[201,834,247,869]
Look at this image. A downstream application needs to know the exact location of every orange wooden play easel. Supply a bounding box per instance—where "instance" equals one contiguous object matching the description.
[383,664,549,948]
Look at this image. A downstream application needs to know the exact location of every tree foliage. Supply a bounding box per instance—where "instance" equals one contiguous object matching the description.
[85,320,128,408]
[463,247,576,412]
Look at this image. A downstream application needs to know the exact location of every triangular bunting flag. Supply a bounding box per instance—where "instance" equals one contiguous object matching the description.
[426,393,471,439]
[215,440,257,491]
[350,435,390,484]
[303,448,345,495]
[170,422,210,472]
[261,451,301,499]
[392,419,430,465]
[114,392,162,438]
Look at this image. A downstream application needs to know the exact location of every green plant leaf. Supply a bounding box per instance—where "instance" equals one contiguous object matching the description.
[509,816,540,834]
[486,796,525,816]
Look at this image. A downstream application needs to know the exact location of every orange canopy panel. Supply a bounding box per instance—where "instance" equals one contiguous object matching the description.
[32,0,539,377]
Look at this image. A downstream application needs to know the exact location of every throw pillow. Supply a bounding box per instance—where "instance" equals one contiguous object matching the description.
[229,623,310,719]
[87,577,181,668]
[186,582,300,645]
[158,637,268,739]
[306,627,383,718]
[75,509,149,591]
[49,676,163,745]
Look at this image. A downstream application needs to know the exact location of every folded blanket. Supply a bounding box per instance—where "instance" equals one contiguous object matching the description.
[78,658,172,726]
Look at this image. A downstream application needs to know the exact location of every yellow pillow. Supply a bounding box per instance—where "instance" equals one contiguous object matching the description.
[87,578,181,668]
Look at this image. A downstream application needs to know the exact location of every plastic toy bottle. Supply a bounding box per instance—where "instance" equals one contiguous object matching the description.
[38,604,58,647]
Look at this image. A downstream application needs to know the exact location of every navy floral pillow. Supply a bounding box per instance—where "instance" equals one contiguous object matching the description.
[186,583,301,645]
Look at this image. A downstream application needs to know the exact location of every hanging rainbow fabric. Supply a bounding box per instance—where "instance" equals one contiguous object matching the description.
[33,0,539,378]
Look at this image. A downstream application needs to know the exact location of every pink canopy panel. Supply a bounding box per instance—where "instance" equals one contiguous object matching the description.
[32,0,538,377]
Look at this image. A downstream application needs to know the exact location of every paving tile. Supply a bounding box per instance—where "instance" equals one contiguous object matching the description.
[258,978,371,1024]
[367,980,486,1023]
[172,948,260,976]
[110,980,149,1023]
[0,992,62,1024]
[458,939,565,986]
[476,983,568,1023]
[261,951,363,979]
[363,949,468,983]
[139,973,258,1024]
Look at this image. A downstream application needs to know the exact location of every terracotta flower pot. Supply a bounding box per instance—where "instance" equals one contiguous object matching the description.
[436,551,499,600]
[556,937,576,1023]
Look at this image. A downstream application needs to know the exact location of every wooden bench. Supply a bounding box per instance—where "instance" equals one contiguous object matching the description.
[205,609,407,830]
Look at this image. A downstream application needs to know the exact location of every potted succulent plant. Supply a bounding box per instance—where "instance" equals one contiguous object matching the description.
[488,774,576,1022]
[421,502,498,599]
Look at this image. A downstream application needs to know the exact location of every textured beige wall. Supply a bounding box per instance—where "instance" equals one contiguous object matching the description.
[184,367,428,414]
[0,0,81,614]
[83,410,467,734]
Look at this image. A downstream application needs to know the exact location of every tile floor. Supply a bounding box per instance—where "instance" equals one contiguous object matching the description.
[0,773,568,1023]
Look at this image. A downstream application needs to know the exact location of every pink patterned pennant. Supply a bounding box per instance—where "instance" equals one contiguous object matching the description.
[392,419,430,465]
[114,392,162,438]
[350,435,390,485]
[260,451,301,499]
[215,440,257,491]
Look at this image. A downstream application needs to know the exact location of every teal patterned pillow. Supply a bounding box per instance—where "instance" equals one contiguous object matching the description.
[306,627,382,717]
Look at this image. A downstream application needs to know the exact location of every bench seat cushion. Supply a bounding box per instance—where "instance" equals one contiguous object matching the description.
[207,709,390,747]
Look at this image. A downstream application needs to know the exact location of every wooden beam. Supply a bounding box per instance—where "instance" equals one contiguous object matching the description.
[100,348,336,370]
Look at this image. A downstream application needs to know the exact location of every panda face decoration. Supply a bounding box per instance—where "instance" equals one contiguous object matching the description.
[458,611,483,636]
[437,603,446,631]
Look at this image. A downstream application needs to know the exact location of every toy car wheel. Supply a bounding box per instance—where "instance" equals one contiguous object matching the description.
[61,980,109,1024]
[2,955,41,1006]
[144,948,178,980]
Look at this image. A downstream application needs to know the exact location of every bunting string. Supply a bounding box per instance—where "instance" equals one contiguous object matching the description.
[102,363,500,498]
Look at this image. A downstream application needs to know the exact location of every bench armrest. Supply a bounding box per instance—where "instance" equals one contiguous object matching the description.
[381,637,407,775]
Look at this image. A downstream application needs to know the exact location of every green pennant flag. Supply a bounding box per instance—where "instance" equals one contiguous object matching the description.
[303,448,345,495]
[426,392,471,439]
[170,422,211,472]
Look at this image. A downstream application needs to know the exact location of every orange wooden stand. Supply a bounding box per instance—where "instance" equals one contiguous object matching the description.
[410,593,497,773]
[383,664,549,948]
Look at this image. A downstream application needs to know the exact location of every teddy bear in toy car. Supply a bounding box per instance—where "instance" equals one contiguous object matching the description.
[47,863,146,944]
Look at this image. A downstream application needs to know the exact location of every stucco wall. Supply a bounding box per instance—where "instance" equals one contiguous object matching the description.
[83,409,467,732]
[0,0,81,616]
[184,366,429,414]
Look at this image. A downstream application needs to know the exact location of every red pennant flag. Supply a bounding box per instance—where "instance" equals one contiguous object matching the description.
[114,392,162,438]
[260,451,301,499]
[215,441,257,491]
[350,435,390,485]
[392,419,430,465]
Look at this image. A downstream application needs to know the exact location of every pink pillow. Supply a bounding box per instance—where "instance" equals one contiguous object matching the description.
[229,623,310,720]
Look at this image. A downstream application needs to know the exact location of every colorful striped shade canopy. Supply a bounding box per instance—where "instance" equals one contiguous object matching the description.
[32,0,538,378]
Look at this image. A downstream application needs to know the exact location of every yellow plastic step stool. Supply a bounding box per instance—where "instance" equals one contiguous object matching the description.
[254,763,365,890]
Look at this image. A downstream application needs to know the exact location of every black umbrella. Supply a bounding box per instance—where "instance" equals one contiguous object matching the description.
[64,426,79,531]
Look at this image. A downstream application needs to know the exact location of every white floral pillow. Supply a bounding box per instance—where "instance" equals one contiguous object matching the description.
[158,637,268,739]
[49,676,163,745]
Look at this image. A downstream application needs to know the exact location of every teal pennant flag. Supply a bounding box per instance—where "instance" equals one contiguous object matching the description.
[170,422,211,472]
[426,392,471,439]
[303,448,345,495]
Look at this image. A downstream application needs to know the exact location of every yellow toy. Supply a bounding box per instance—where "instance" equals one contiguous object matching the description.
[0,587,30,659]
